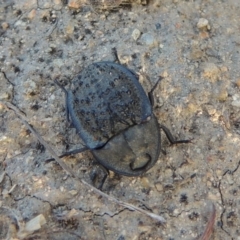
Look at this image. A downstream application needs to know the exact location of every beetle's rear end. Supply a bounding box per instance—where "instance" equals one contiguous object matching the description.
[92,114,161,176]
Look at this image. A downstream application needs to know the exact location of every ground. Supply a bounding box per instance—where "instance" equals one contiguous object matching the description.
[0,0,240,239]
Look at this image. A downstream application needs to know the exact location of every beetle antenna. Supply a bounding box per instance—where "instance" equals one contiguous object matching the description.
[54,79,71,122]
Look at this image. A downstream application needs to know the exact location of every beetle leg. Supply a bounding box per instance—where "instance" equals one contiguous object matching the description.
[112,47,121,64]
[111,47,139,77]
[90,163,109,190]
[148,76,163,106]
[45,146,88,163]
[54,79,71,122]
[160,124,191,144]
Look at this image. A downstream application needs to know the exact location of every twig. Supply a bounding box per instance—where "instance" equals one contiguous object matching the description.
[81,179,166,223]
[1,101,75,177]
[1,101,166,224]
[199,203,216,240]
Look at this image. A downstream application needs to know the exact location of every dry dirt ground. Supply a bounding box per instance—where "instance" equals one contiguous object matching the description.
[1,0,240,239]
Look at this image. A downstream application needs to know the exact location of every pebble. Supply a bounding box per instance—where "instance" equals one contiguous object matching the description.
[159,43,164,48]
[25,214,46,232]
[205,104,216,115]
[140,177,150,188]
[235,79,240,88]
[231,94,240,107]
[28,9,36,20]
[216,89,228,102]
[14,20,27,27]
[155,182,163,192]
[155,94,164,108]
[68,0,81,9]
[197,18,210,30]
[202,62,220,82]
[140,33,156,46]
[155,23,161,30]
[0,92,10,100]
[131,28,141,41]
[54,0,62,5]
[226,173,234,185]
[1,22,9,30]
[65,23,74,35]
[69,190,78,196]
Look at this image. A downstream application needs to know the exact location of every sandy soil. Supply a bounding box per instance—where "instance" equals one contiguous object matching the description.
[1,0,240,239]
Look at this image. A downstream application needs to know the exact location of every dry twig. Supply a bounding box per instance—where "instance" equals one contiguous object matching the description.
[1,100,166,224]
[199,203,216,240]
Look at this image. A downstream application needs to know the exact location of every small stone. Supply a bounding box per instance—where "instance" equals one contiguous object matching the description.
[138,224,151,232]
[187,103,198,114]
[206,180,212,187]
[67,209,78,218]
[236,79,240,88]
[231,94,240,107]
[54,0,62,5]
[216,169,222,177]
[162,71,168,78]
[190,47,204,60]
[202,62,220,82]
[155,23,161,30]
[2,189,9,198]
[159,43,164,48]
[42,2,51,8]
[173,208,180,215]
[217,90,228,102]
[226,173,234,185]
[220,66,228,72]
[28,9,36,20]
[132,28,141,41]
[155,94,164,108]
[68,0,81,9]
[197,18,210,29]
[65,23,74,35]
[140,177,150,188]
[14,20,26,27]
[205,104,216,115]
[140,33,156,46]
[25,214,47,232]
[69,190,78,195]
[0,92,10,100]
[1,22,9,30]
[155,182,163,192]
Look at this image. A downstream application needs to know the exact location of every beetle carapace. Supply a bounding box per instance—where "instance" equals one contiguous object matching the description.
[66,62,152,149]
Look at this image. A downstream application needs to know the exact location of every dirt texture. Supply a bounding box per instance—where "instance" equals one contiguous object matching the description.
[0,0,240,239]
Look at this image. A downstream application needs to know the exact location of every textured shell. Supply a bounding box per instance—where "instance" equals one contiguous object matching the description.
[67,62,152,149]
[92,114,160,176]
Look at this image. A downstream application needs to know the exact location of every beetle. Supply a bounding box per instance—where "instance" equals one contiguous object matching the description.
[54,61,190,181]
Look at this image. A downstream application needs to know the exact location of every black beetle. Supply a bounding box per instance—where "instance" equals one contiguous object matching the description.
[55,62,190,179]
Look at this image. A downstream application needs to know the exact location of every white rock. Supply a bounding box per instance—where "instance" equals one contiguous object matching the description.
[25,214,47,232]
[132,28,141,41]
[231,94,240,107]
[197,18,209,29]
[140,33,155,46]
